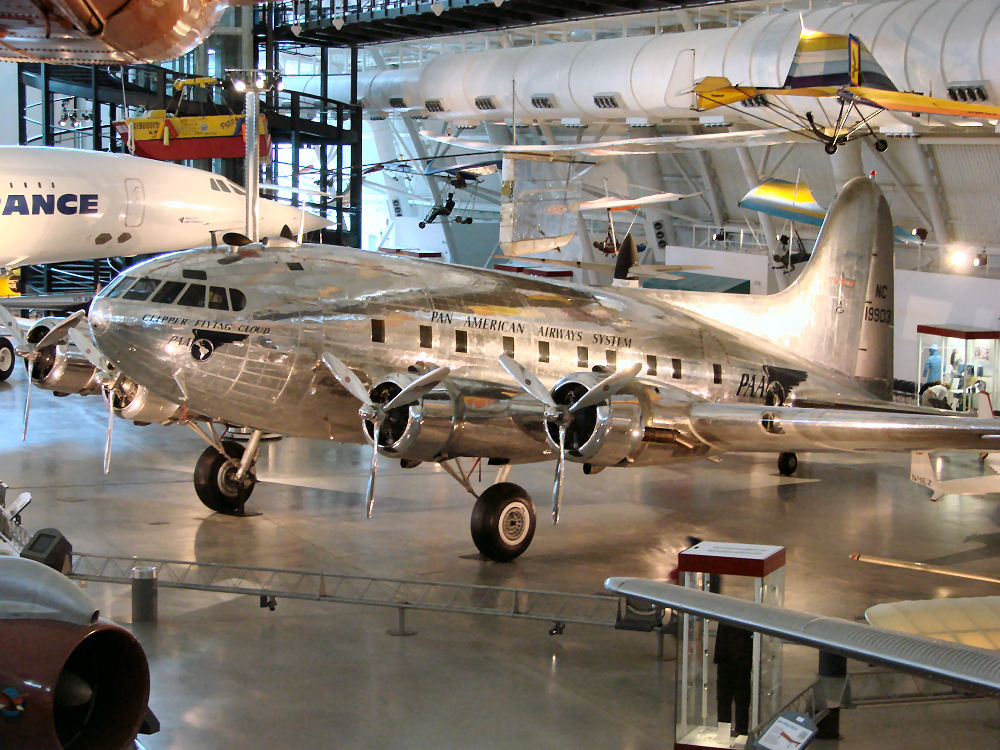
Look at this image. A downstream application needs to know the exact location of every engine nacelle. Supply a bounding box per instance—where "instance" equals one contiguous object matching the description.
[364,372,549,463]
[113,379,185,424]
[0,558,150,750]
[546,372,712,467]
[30,345,102,397]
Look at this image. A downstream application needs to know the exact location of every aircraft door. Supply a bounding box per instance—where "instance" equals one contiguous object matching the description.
[124,178,145,227]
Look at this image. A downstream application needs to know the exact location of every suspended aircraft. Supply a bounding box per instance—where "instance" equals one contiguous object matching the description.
[0,0,231,64]
[10,177,1000,563]
[693,28,1000,154]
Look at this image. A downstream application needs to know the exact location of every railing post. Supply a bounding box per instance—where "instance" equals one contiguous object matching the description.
[130,566,158,623]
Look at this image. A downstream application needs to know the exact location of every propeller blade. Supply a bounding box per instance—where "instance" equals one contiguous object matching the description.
[365,420,380,519]
[34,310,85,351]
[67,326,109,372]
[552,423,566,525]
[321,352,372,405]
[103,390,114,475]
[21,377,30,442]
[568,362,643,413]
[0,304,26,348]
[382,365,451,412]
[498,354,556,407]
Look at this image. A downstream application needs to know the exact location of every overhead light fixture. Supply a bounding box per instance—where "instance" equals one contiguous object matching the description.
[911,227,929,242]
[712,230,725,242]
[973,251,988,267]
[431,2,444,15]
[254,75,266,90]
[332,15,344,30]
[949,249,969,267]
[232,78,247,93]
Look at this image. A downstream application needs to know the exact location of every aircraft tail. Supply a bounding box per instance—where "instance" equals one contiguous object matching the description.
[658,176,894,398]
[783,30,896,91]
[909,451,944,501]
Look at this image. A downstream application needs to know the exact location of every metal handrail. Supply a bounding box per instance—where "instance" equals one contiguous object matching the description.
[70,553,619,627]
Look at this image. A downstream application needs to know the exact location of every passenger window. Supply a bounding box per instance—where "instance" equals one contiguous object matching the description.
[503,336,515,358]
[577,346,589,369]
[713,363,723,384]
[178,283,207,307]
[372,319,385,343]
[646,354,657,376]
[419,325,432,349]
[606,350,617,369]
[183,269,208,281]
[538,340,550,364]
[104,275,137,299]
[216,180,231,193]
[208,286,229,310]
[455,329,467,353]
[672,358,682,379]
[151,280,185,304]
[229,289,247,311]
[123,276,160,301]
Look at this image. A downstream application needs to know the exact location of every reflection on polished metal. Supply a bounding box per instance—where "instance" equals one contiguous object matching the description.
[70,553,618,626]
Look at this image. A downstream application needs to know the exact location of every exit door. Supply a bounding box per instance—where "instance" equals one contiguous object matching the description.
[124,178,145,227]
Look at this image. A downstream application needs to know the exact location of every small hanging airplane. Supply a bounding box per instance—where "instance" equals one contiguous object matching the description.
[11,176,1000,563]
[693,28,1000,154]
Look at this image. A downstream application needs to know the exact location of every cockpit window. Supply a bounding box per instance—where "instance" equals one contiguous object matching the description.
[229,288,247,311]
[151,280,185,304]
[123,276,160,301]
[178,283,206,307]
[208,286,229,310]
[104,275,136,299]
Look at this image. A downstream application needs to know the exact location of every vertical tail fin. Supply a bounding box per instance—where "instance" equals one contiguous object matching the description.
[652,177,894,398]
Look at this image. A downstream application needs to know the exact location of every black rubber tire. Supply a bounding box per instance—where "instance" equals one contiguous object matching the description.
[0,338,14,382]
[778,452,798,476]
[824,142,838,155]
[193,439,256,514]
[874,138,888,152]
[470,482,536,562]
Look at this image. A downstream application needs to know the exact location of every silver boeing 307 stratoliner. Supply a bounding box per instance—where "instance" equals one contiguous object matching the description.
[14,177,1000,561]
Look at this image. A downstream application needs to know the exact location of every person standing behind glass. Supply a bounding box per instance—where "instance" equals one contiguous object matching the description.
[922,344,943,385]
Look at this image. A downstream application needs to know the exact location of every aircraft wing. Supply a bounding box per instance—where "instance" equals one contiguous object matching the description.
[497,255,711,280]
[843,87,1000,119]
[578,192,698,211]
[0,292,94,311]
[866,597,1000,651]
[420,128,811,157]
[604,577,1000,695]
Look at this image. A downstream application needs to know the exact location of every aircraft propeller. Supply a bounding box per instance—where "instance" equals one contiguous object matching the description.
[66,326,122,474]
[0,307,85,440]
[321,352,450,518]
[498,354,642,523]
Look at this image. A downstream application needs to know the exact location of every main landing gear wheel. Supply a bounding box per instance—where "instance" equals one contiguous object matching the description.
[194,439,256,514]
[470,482,536,562]
[777,452,798,476]
[0,338,14,381]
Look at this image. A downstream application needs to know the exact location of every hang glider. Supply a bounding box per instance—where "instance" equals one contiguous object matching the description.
[740,179,925,244]
[419,127,810,158]
[604,577,1000,695]
[910,451,1000,501]
[694,29,1000,154]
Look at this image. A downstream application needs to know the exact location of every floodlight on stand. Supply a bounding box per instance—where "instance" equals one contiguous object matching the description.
[911,227,929,243]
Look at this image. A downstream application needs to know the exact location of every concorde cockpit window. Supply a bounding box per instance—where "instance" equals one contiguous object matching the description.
[178,283,207,307]
[229,289,247,311]
[151,280,185,304]
[123,276,161,301]
[208,286,229,311]
[103,275,137,299]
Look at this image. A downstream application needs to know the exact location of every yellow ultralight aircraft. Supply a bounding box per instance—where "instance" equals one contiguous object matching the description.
[694,28,1000,154]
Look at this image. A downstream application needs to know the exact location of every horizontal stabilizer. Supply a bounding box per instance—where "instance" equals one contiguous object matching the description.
[691,76,755,110]
[605,577,1000,695]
